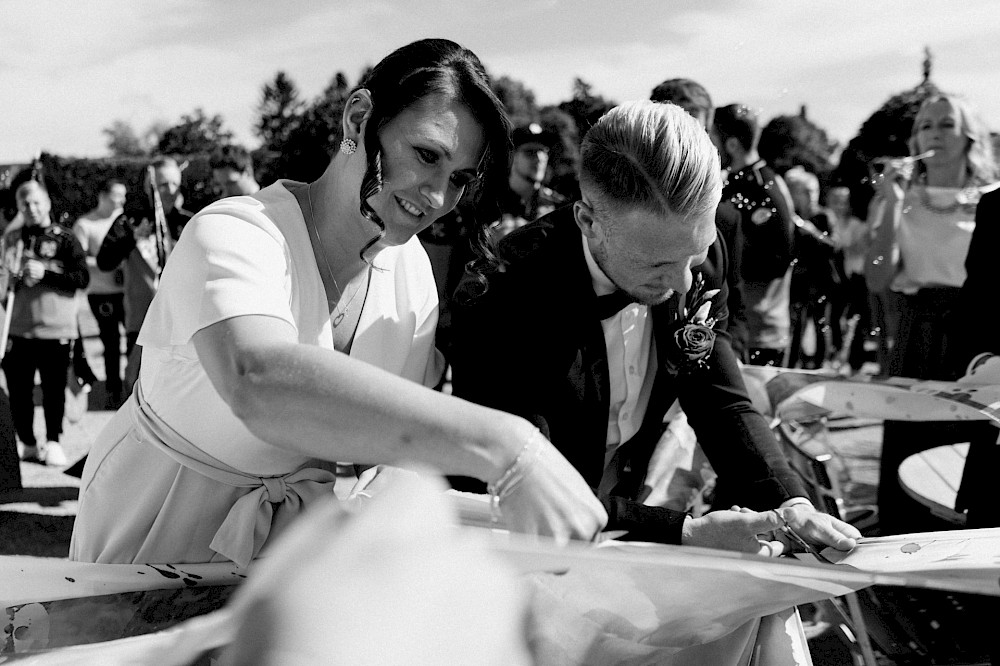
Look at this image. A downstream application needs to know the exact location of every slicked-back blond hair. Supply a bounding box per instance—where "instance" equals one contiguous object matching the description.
[580,100,721,223]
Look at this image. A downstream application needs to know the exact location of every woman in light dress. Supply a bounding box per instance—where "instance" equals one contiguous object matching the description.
[70,39,606,567]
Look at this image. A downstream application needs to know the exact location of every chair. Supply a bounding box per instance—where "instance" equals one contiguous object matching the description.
[775,417,879,666]
[775,417,995,665]
[775,416,879,530]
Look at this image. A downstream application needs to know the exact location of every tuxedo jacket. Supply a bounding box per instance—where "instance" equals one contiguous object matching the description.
[450,206,807,544]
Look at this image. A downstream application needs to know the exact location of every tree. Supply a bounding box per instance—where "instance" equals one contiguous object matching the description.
[256,71,304,152]
[758,107,839,181]
[258,72,353,184]
[103,120,148,157]
[156,108,234,155]
[304,72,352,150]
[557,78,616,137]
[492,75,538,128]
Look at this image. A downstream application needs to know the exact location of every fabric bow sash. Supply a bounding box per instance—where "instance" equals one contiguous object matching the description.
[130,381,337,568]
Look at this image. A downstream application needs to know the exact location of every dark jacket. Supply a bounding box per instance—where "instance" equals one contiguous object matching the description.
[951,188,1000,374]
[715,202,749,361]
[723,160,795,284]
[449,206,807,544]
[3,221,89,339]
[96,207,191,333]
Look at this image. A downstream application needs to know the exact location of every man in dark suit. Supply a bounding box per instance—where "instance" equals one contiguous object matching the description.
[451,101,859,552]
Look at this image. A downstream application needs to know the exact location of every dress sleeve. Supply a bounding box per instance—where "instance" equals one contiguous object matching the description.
[138,210,296,348]
[391,241,445,388]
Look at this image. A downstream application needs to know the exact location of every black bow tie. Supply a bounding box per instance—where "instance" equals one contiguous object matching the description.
[594,290,636,320]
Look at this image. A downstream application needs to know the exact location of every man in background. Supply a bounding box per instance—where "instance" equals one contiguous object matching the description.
[210,145,260,199]
[97,157,191,397]
[73,178,127,408]
[2,181,89,466]
[494,123,568,237]
[713,104,797,366]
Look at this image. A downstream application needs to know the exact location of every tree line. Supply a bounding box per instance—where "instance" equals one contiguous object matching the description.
[54,64,979,223]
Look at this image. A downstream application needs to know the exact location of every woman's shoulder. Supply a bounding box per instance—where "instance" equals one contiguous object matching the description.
[188,182,302,245]
[380,235,435,285]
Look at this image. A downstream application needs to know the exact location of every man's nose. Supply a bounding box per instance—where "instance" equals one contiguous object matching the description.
[668,264,694,296]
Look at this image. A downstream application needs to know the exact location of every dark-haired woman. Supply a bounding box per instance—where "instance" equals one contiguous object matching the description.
[70,39,606,566]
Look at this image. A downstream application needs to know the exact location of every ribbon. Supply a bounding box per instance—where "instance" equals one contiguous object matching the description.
[129,381,337,568]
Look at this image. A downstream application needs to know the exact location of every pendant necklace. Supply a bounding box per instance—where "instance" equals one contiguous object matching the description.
[305,184,368,328]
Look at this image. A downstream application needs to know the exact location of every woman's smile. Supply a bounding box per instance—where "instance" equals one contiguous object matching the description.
[395,195,425,220]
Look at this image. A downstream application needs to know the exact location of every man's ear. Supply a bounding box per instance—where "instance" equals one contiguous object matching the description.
[573,200,602,240]
[342,89,374,146]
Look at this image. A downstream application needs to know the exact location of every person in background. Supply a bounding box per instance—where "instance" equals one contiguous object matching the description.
[826,185,872,372]
[96,157,192,397]
[210,145,261,199]
[784,167,841,369]
[1,181,89,467]
[450,101,860,554]
[866,93,999,534]
[1,227,21,490]
[73,178,128,408]
[650,77,749,361]
[422,123,568,363]
[713,104,797,366]
[493,123,567,237]
[70,39,606,567]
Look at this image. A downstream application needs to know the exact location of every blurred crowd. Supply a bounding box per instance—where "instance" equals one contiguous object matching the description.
[0,147,258,479]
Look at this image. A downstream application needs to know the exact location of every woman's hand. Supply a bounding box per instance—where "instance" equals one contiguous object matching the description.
[498,435,607,545]
[872,157,912,202]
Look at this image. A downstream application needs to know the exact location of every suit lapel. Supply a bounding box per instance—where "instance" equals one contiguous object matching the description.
[547,214,615,481]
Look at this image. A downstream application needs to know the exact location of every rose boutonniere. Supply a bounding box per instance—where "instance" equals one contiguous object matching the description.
[665,274,720,375]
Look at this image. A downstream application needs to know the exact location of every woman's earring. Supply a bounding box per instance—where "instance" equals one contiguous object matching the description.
[340,138,358,155]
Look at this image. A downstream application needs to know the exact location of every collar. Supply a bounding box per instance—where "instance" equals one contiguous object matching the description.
[581,234,617,297]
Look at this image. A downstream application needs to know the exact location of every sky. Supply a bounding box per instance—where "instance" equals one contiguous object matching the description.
[4,0,1000,164]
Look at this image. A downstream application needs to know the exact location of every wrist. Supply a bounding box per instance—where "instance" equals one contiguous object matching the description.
[680,514,696,545]
[486,424,544,526]
[780,497,813,511]
[475,413,538,484]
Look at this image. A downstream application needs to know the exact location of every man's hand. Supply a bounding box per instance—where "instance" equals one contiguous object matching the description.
[20,258,45,287]
[778,504,860,552]
[681,509,787,556]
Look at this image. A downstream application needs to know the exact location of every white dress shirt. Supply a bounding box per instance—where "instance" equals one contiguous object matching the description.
[581,237,658,470]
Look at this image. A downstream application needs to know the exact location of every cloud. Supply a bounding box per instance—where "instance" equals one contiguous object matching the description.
[3,0,1000,161]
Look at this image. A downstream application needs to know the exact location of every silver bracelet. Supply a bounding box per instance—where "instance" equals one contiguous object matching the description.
[487,430,543,526]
